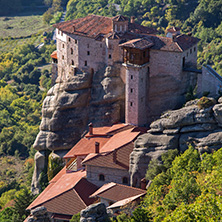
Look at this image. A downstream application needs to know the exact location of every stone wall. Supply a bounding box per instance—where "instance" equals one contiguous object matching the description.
[197,65,222,98]
[86,165,129,187]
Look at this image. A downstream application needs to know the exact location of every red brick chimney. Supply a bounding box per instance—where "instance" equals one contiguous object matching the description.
[131,16,135,23]
[95,142,100,153]
[88,123,93,135]
[140,178,146,190]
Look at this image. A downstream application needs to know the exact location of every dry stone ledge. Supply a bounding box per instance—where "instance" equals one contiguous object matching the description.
[130,97,222,187]
[27,206,50,222]
[80,203,109,222]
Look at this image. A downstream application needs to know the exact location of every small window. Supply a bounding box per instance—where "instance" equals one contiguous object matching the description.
[122,177,128,185]
[130,88,133,93]
[109,54,112,59]
[71,60,74,66]
[75,39,77,44]
[62,44,64,48]
[99,174,105,181]
[87,51,90,55]
[62,55,64,60]
[61,32,63,36]
[69,38,71,42]
[141,97,144,102]
[194,47,196,52]
[147,67,150,74]
[71,48,73,54]
[58,30,60,35]
[190,48,192,54]
[85,61,87,66]
[131,75,133,80]
[130,102,133,106]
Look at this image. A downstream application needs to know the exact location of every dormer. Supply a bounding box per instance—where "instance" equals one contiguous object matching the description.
[112,15,129,33]
[166,26,181,38]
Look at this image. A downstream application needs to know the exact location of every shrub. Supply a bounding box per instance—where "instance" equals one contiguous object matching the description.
[197,97,215,109]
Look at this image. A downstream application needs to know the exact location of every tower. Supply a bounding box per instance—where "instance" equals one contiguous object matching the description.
[120,38,153,126]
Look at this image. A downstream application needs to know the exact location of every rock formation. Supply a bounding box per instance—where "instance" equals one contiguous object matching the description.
[32,65,125,193]
[80,203,110,222]
[27,206,50,222]
[130,97,222,187]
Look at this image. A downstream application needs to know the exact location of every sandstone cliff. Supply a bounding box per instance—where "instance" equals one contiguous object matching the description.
[130,97,222,187]
[31,65,125,194]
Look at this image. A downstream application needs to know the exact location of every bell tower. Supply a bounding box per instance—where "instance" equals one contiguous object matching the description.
[120,38,153,126]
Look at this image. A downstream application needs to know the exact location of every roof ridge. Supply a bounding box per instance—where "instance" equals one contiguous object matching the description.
[115,183,146,192]
[72,187,87,207]
[90,182,117,197]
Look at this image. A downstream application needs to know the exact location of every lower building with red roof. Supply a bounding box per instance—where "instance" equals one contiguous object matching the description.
[27,123,146,221]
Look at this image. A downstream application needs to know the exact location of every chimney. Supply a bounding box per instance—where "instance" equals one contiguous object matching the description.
[95,142,100,153]
[131,16,135,23]
[140,178,146,190]
[113,150,117,163]
[88,123,93,135]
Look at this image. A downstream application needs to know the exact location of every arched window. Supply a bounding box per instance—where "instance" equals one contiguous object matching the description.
[99,174,105,181]
[71,60,74,66]
[122,177,128,185]
[71,48,73,54]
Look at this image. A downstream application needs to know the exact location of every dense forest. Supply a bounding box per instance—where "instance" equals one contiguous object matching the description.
[111,146,222,221]
[0,0,221,221]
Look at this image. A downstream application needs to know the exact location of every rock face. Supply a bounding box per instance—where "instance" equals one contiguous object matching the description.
[130,98,222,187]
[34,65,124,151]
[80,203,109,222]
[27,206,50,222]
[32,65,125,193]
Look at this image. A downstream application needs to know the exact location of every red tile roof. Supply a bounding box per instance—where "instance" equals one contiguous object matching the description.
[107,193,146,209]
[100,128,140,152]
[167,26,180,33]
[64,124,138,158]
[64,137,110,158]
[120,38,154,50]
[40,179,97,216]
[113,15,128,22]
[28,170,85,209]
[54,15,113,38]
[147,34,200,52]
[90,183,146,202]
[128,22,157,35]
[27,170,98,216]
[82,142,134,170]
[50,50,57,59]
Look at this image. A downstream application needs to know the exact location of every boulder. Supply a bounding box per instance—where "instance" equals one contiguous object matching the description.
[130,98,222,187]
[80,203,109,222]
[28,206,50,222]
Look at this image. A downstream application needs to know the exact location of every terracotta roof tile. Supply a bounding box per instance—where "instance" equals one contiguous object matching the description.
[83,142,134,170]
[107,193,146,209]
[27,170,86,210]
[64,137,110,158]
[175,34,200,51]
[129,22,157,35]
[100,128,140,152]
[90,183,146,202]
[49,166,66,183]
[42,179,98,216]
[120,38,154,50]
[167,26,180,33]
[50,50,57,59]
[54,15,113,38]
[112,15,128,22]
